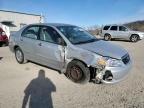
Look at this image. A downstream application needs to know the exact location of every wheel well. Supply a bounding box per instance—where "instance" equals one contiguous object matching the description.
[131,34,139,37]
[104,33,111,36]
[70,59,87,67]
[14,45,19,51]
[68,59,96,80]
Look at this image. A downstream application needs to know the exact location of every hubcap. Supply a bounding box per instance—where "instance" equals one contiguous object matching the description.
[131,36,137,42]
[16,50,23,62]
[105,35,109,40]
[70,66,83,81]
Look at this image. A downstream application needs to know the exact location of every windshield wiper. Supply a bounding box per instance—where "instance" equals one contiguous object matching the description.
[75,39,97,44]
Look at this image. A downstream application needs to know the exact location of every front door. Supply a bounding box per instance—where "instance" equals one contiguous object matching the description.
[118,26,130,39]
[36,26,65,70]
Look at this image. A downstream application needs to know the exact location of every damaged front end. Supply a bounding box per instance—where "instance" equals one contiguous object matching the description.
[90,55,132,84]
[90,57,113,84]
[92,68,113,84]
[65,46,132,84]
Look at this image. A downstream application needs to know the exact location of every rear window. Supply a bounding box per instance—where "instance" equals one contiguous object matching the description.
[103,26,110,30]
[110,26,117,31]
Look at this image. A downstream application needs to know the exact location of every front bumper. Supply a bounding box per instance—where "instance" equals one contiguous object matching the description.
[101,60,132,84]
[139,34,144,39]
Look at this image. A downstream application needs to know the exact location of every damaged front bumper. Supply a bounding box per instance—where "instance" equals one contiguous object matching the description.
[94,59,132,84]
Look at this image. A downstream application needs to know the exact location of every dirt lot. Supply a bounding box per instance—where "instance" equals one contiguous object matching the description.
[0,39,144,108]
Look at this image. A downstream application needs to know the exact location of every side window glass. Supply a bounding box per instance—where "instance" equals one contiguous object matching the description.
[22,26,39,39]
[103,26,110,30]
[40,26,61,44]
[110,26,117,31]
[119,26,127,31]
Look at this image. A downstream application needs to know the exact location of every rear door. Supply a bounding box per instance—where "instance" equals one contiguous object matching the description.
[36,26,65,70]
[19,26,40,61]
[109,26,118,38]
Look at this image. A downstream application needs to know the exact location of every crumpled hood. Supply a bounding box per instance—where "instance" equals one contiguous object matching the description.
[76,40,128,59]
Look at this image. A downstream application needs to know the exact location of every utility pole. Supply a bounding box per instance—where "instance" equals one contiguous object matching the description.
[40,13,44,23]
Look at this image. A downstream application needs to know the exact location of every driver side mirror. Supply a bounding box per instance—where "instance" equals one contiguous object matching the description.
[58,38,66,46]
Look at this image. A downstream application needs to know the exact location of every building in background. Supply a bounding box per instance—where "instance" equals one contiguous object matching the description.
[0,10,44,34]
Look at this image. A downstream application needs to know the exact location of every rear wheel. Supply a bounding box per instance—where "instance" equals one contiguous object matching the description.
[65,60,90,84]
[130,35,139,42]
[0,42,5,47]
[104,34,111,41]
[15,47,27,64]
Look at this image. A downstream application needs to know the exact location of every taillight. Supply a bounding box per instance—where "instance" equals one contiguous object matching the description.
[2,32,6,36]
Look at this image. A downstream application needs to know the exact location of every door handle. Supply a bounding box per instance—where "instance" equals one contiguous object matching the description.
[38,43,42,46]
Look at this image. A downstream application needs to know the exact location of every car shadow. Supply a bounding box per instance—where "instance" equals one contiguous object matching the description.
[111,39,131,42]
[28,61,62,74]
[101,38,131,43]
[22,69,56,108]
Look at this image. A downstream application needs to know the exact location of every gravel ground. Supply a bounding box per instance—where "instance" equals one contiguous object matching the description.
[0,39,144,108]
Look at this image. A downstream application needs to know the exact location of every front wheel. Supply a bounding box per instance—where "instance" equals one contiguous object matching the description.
[65,61,90,84]
[130,35,139,42]
[15,47,27,64]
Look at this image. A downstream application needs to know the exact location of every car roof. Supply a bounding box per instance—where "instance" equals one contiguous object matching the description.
[28,23,75,27]
[104,24,124,27]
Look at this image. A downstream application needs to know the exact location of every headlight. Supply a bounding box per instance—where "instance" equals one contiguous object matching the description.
[96,57,106,70]
[104,57,123,67]
[97,57,106,66]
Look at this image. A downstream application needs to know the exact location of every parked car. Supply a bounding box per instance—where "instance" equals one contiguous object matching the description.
[0,23,10,39]
[9,23,132,84]
[101,25,144,42]
[0,27,8,46]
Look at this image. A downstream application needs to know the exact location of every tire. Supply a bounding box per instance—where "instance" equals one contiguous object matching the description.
[5,41,9,46]
[0,42,8,47]
[104,34,111,41]
[2,42,8,47]
[65,60,90,84]
[1,43,5,47]
[15,47,27,64]
[130,35,139,42]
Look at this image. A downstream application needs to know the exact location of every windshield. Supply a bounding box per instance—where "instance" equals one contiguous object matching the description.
[56,26,97,44]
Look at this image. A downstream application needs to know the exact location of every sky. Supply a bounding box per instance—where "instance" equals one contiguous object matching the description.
[1,0,144,27]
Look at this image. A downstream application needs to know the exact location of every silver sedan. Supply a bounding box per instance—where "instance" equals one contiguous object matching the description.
[9,23,132,84]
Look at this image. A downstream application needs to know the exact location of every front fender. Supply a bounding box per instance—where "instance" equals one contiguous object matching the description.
[65,46,101,68]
